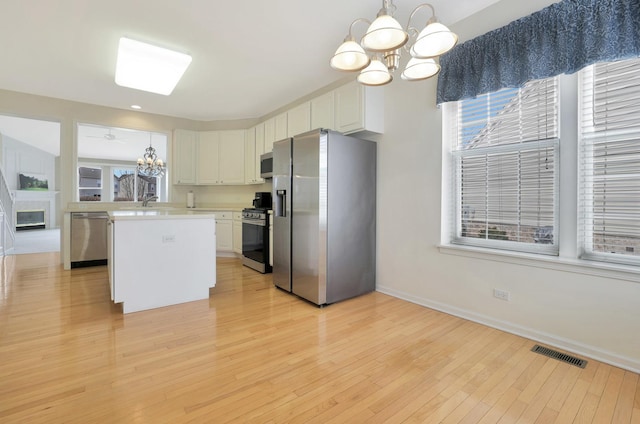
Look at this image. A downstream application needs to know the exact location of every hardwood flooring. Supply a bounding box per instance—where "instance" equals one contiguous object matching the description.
[0,253,638,423]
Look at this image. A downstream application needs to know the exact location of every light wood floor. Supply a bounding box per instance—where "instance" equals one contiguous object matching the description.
[0,253,638,423]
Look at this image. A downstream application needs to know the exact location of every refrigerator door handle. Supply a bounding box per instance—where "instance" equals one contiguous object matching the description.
[275,189,286,217]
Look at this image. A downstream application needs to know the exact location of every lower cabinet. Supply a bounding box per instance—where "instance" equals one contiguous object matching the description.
[107,219,114,300]
[214,211,233,255]
[233,212,242,255]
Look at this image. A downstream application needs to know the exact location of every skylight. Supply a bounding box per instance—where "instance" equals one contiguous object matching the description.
[115,37,192,96]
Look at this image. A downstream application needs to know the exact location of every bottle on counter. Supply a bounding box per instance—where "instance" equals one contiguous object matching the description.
[187,191,195,208]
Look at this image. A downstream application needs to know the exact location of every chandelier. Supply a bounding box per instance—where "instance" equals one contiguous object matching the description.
[136,136,165,177]
[330,1,458,86]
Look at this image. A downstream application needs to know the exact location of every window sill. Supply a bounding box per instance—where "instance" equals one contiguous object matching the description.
[438,244,640,284]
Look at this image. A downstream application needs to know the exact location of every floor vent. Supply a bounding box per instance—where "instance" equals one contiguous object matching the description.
[531,344,587,368]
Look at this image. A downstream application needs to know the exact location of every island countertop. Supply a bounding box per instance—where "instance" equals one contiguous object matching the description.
[108,209,217,220]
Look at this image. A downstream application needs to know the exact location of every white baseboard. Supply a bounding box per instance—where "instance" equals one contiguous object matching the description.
[376,285,640,374]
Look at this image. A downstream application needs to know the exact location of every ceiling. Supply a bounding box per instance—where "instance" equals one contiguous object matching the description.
[1,0,500,122]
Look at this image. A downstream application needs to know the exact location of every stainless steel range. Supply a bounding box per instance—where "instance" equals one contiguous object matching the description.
[241,207,272,273]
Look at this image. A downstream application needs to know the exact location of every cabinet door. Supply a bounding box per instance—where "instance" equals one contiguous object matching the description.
[107,220,114,300]
[335,81,364,134]
[244,128,257,184]
[334,81,384,136]
[287,102,311,137]
[311,91,335,131]
[218,130,245,184]
[197,131,220,184]
[264,117,275,153]
[275,112,288,140]
[173,129,197,184]
[216,219,233,252]
[233,218,242,254]
[254,128,264,184]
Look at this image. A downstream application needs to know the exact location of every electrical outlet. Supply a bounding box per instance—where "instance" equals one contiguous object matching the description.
[493,288,510,301]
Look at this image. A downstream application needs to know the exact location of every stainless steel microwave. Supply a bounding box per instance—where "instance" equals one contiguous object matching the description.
[260,152,273,179]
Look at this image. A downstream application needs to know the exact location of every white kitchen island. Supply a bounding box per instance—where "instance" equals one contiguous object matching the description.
[108,210,216,313]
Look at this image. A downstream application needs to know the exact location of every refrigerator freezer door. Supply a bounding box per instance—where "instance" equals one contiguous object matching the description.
[291,130,326,305]
[272,138,292,292]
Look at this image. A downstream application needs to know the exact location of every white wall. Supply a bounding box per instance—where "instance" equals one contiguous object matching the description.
[1,134,56,191]
[376,0,640,372]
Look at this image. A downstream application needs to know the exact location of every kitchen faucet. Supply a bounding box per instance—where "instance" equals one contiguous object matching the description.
[142,195,158,207]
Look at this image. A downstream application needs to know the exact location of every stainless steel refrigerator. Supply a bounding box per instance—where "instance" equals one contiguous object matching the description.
[272,129,376,305]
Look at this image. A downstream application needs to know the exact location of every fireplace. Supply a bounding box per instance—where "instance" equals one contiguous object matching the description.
[16,209,46,231]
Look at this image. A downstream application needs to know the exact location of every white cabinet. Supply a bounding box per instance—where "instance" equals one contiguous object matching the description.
[264,117,275,152]
[245,127,256,184]
[109,214,216,313]
[287,101,311,137]
[233,212,242,255]
[311,91,335,131]
[245,126,264,184]
[107,219,114,300]
[275,112,288,141]
[196,130,245,185]
[173,129,198,185]
[197,131,220,184]
[334,80,384,135]
[218,130,245,184]
[214,211,233,254]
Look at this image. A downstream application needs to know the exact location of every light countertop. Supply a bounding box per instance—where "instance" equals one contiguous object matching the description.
[65,202,245,213]
[108,210,217,220]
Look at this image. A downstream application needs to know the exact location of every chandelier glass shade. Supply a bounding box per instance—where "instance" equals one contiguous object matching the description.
[331,1,457,86]
[137,143,165,177]
[401,57,440,81]
[361,14,408,52]
[411,22,459,58]
[357,58,393,86]
[330,39,371,71]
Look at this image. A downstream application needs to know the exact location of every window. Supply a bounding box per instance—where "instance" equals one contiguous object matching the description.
[580,57,640,265]
[77,123,168,203]
[447,77,559,255]
[113,168,158,202]
[78,166,102,201]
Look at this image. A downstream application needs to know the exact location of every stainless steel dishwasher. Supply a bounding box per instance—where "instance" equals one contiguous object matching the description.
[70,212,109,268]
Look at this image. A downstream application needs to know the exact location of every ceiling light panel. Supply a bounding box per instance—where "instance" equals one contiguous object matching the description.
[115,37,192,96]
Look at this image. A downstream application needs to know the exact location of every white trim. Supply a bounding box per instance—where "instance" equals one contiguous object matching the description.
[376,284,640,374]
[438,243,640,283]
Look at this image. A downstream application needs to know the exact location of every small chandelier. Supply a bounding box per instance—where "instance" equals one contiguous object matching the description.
[136,135,165,177]
[330,1,458,86]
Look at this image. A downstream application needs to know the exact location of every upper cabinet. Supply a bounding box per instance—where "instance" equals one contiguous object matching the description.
[197,131,220,184]
[274,112,288,141]
[334,81,384,136]
[311,92,335,131]
[245,126,264,184]
[264,117,275,153]
[173,129,198,185]
[175,129,244,185]
[217,130,245,184]
[172,81,384,186]
[287,101,311,137]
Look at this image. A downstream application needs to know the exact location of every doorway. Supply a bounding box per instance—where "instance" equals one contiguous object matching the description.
[0,114,61,255]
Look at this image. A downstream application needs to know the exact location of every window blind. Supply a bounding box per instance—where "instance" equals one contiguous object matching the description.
[580,57,640,264]
[450,78,559,254]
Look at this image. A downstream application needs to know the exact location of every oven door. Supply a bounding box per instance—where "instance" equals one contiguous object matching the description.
[242,218,271,273]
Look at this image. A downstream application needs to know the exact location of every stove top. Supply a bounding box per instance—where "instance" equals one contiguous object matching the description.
[242,207,270,220]
[243,207,270,213]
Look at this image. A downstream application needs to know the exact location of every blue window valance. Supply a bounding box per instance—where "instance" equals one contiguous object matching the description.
[437,0,640,104]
